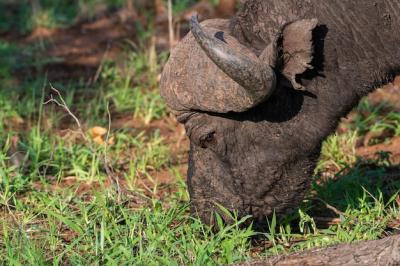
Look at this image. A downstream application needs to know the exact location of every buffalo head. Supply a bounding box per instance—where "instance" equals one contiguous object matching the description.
[160,15,320,224]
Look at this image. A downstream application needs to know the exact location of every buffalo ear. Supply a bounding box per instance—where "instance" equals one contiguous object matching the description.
[281,19,318,90]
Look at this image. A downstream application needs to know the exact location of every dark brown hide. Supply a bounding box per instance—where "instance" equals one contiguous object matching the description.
[160,0,400,224]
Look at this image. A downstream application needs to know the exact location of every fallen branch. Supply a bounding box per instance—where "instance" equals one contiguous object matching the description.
[235,235,400,266]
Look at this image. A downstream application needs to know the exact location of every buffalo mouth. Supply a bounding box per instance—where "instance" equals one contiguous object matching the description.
[187,145,318,225]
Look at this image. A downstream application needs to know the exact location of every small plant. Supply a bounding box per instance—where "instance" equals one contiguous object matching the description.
[316,130,358,174]
[350,98,400,140]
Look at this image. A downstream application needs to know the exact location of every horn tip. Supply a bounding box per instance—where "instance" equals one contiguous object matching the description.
[190,14,199,29]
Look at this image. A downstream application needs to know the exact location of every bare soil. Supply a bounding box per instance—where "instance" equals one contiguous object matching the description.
[22,9,139,81]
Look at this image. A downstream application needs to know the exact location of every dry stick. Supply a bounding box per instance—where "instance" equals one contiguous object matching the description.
[90,42,111,86]
[167,0,174,52]
[44,85,120,200]
[315,197,346,217]
[41,83,57,179]
[126,0,133,12]
[4,197,18,225]
[313,217,341,226]
[175,21,181,45]
[104,103,122,202]
[44,85,85,140]
[0,186,18,224]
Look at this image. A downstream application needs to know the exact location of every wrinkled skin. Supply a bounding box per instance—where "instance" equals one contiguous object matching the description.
[161,0,400,224]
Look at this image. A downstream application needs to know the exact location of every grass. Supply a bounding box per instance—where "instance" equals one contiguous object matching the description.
[351,98,400,138]
[102,48,168,124]
[1,183,255,265]
[0,0,127,34]
[0,1,400,265]
[316,130,358,173]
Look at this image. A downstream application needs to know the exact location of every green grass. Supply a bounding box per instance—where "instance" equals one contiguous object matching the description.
[1,1,400,265]
[351,98,400,137]
[0,0,127,34]
[316,131,358,173]
[1,144,398,265]
[1,68,399,265]
[1,199,254,265]
[102,49,168,124]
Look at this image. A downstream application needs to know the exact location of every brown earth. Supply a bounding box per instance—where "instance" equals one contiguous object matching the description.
[22,9,139,82]
[368,76,400,110]
[356,78,400,163]
[357,136,400,164]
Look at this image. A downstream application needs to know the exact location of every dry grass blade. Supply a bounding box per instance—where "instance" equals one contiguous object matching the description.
[167,0,174,51]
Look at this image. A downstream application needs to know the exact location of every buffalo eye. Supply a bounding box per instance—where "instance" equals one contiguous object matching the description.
[199,131,216,148]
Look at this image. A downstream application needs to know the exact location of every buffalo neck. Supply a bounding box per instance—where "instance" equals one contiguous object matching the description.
[230,0,400,147]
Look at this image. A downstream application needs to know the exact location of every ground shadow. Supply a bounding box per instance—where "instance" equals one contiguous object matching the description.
[309,159,400,217]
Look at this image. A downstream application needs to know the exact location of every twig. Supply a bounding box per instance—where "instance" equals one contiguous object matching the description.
[313,217,342,226]
[104,103,122,202]
[0,193,18,224]
[167,0,174,51]
[89,42,111,86]
[315,198,346,217]
[43,84,121,200]
[44,84,85,140]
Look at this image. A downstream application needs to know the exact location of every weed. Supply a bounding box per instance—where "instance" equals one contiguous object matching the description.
[350,98,400,139]
[316,130,358,173]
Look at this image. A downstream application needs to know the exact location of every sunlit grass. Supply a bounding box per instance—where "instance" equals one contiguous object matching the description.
[1,72,399,264]
[352,98,400,138]
[316,131,358,173]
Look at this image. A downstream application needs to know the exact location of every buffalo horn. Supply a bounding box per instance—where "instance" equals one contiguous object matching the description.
[190,15,276,101]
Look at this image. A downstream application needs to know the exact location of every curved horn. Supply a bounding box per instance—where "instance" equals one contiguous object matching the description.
[190,16,276,100]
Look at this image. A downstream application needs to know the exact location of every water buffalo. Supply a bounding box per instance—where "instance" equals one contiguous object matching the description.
[160,0,400,224]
